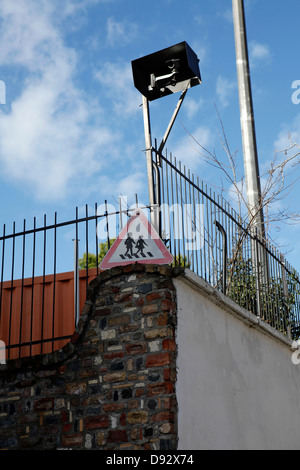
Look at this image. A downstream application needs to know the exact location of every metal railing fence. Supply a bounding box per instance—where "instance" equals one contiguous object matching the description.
[152,145,300,340]
[1,147,300,360]
[0,201,147,359]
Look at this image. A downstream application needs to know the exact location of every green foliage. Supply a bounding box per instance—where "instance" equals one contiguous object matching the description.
[226,254,300,338]
[79,239,116,270]
[226,255,257,313]
[172,254,191,269]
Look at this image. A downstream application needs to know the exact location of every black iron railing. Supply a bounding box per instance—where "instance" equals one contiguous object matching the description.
[0,201,146,359]
[1,148,300,360]
[152,145,300,340]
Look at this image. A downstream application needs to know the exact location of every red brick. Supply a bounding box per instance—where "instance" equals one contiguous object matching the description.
[71,332,80,344]
[162,339,176,352]
[120,413,126,426]
[107,430,128,443]
[146,352,172,368]
[102,403,124,412]
[85,415,109,430]
[163,397,176,410]
[123,264,134,273]
[125,342,148,355]
[163,367,176,382]
[161,299,176,312]
[146,292,164,302]
[63,423,72,433]
[34,398,54,411]
[151,411,175,423]
[156,313,168,326]
[59,366,66,374]
[143,443,152,450]
[147,382,174,397]
[135,297,144,307]
[163,367,171,381]
[104,351,125,360]
[94,307,111,316]
[114,293,133,303]
[61,410,69,423]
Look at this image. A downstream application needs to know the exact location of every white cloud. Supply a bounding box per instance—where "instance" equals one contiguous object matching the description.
[106,17,138,47]
[184,97,204,120]
[249,41,272,67]
[171,126,214,171]
[216,75,236,108]
[218,8,233,23]
[274,113,300,155]
[99,170,147,201]
[94,60,141,116]
[194,16,203,25]
[115,171,147,198]
[0,0,118,201]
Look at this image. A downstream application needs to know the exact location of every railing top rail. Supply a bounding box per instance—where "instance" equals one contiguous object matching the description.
[0,204,152,242]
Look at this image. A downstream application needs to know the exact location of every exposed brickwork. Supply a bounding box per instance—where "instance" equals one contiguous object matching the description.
[0,264,179,450]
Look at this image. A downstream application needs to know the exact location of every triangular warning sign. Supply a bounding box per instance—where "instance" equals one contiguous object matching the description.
[99,209,173,270]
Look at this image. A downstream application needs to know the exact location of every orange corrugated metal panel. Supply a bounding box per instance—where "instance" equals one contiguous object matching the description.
[0,268,98,359]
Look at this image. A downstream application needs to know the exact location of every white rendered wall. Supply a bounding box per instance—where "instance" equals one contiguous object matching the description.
[174,271,300,450]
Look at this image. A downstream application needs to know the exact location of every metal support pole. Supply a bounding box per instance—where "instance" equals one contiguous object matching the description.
[142,95,158,231]
[254,229,262,317]
[215,221,228,295]
[232,0,269,303]
[281,254,292,339]
[119,196,123,230]
[73,238,80,326]
[153,161,162,238]
[232,0,264,234]
[158,86,189,160]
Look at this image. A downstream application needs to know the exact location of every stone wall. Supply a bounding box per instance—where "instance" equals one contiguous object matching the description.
[0,264,178,450]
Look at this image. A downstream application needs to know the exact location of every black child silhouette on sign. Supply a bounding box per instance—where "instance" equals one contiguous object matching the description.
[124,233,135,257]
[135,235,148,257]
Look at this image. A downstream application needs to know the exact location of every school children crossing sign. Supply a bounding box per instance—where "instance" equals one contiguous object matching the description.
[99,209,173,270]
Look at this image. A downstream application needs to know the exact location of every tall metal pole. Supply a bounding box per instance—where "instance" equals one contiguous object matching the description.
[142,95,157,230]
[232,0,268,315]
[232,0,265,236]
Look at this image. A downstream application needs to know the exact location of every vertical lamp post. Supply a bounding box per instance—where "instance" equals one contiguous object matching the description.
[132,42,202,233]
[232,0,265,236]
[232,0,268,313]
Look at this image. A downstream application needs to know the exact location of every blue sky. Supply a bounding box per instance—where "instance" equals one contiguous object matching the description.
[0,0,300,274]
